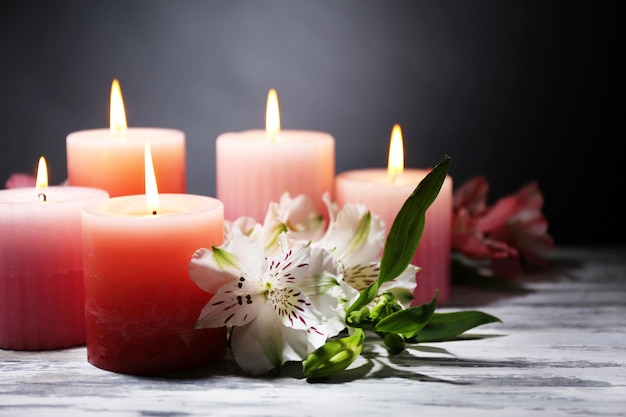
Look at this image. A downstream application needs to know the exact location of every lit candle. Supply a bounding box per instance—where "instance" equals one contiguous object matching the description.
[335,124,453,306]
[0,157,109,350]
[66,79,186,197]
[216,89,335,221]
[81,144,226,375]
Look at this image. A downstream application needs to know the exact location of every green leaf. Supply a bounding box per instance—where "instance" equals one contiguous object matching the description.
[303,329,365,379]
[411,311,502,343]
[374,291,438,338]
[345,155,451,317]
[378,155,451,284]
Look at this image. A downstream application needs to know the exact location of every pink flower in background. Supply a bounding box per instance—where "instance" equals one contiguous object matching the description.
[4,173,68,189]
[452,176,554,279]
[4,173,36,189]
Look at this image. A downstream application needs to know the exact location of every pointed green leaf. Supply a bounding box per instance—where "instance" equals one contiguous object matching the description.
[411,311,502,343]
[374,291,438,338]
[378,155,451,284]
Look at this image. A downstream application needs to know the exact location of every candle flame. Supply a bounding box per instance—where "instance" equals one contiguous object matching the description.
[110,78,128,138]
[265,88,280,142]
[35,156,48,190]
[144,143,160,215]
[387,124,404,183]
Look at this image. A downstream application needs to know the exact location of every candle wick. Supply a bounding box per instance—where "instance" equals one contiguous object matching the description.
[152,210,157,216]
[37,192,47,202]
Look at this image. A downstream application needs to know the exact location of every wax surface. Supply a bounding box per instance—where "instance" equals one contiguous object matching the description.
[335,169,453,306]
[216,129,335,222]
[0,186,110,350]
[66,128,186,197]
[81,194,226,375]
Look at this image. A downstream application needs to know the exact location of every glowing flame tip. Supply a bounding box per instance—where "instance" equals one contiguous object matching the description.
[110,78,128,137]
[144,143,160,214]
[265,88,280,141]
[35,156,48,190]
[387,124,404,183]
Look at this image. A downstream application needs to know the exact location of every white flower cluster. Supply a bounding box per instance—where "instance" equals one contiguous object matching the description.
[189,192,419,375]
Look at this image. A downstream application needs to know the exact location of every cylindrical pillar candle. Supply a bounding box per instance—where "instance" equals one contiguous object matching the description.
[335,124,453,306]
[66,79,186,197]
[216,89,335,222]
[216,130,335,222]
[335,170,452,306]
[67,128,186,197]
[81,194,227,375]
[0,184,109,350]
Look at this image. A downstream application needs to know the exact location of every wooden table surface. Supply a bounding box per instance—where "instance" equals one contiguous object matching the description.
[2,247,625,417]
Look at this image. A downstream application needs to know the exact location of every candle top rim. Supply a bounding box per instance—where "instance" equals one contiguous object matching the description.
[217,129,334,142]
[82,193,223,218]
[67,127,185,141]
[0,186,109,204]
[336,168,451,186]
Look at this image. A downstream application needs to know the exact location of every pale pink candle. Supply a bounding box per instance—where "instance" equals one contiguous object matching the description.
[0,157,109,350]
[216,89,335,221]
[335,125,453,306]
[66,79,186,197]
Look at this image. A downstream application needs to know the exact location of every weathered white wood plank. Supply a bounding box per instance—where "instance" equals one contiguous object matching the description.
[1,247,625,416]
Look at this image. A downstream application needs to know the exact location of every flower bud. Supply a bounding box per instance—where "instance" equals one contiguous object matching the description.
[303,329,365,379]
[383,332,406,354]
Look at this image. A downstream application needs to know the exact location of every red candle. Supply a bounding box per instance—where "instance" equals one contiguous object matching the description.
[66,79,186,197]
[81,145,226,375]
[0,157,109,350]
[335,125,453,306]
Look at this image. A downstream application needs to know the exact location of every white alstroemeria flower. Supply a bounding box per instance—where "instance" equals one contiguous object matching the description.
[316,194,419,307]
[275,192,326,242]
[226,192,326,257]
[189,230,352,375]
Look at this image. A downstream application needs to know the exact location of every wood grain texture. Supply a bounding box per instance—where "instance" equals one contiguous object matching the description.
[2,247,625,417]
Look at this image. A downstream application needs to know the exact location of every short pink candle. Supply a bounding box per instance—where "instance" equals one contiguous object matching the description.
[0,163,109,350]
[216,89,335,221]
[66,79,186,197]
[335,125,453,306]
[81,194,227,376]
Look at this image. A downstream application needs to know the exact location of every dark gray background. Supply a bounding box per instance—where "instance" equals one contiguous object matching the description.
[1,1,622,245]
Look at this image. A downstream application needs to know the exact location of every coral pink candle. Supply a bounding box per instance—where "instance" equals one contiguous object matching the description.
[216,89,335,222]
[81,146,226,375]
[335,125,453,306]
[0,157,109,350]
[66,79,185,197]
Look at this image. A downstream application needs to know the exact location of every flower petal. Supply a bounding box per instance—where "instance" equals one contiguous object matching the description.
[194,276,265,328]
[230,304,327,375]
[265,244,325,330]
[318,203,386,267]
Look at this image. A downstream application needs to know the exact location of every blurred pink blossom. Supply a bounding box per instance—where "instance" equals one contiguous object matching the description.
[4,173,36,189]
[452,176,555,279]
[4,173,68,189]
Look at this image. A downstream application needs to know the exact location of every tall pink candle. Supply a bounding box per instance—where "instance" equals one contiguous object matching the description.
[0,183,109,350]
[335,125,453,306]
[81,194,227,375]
[66,79,185,197]
[216,89,335,221]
